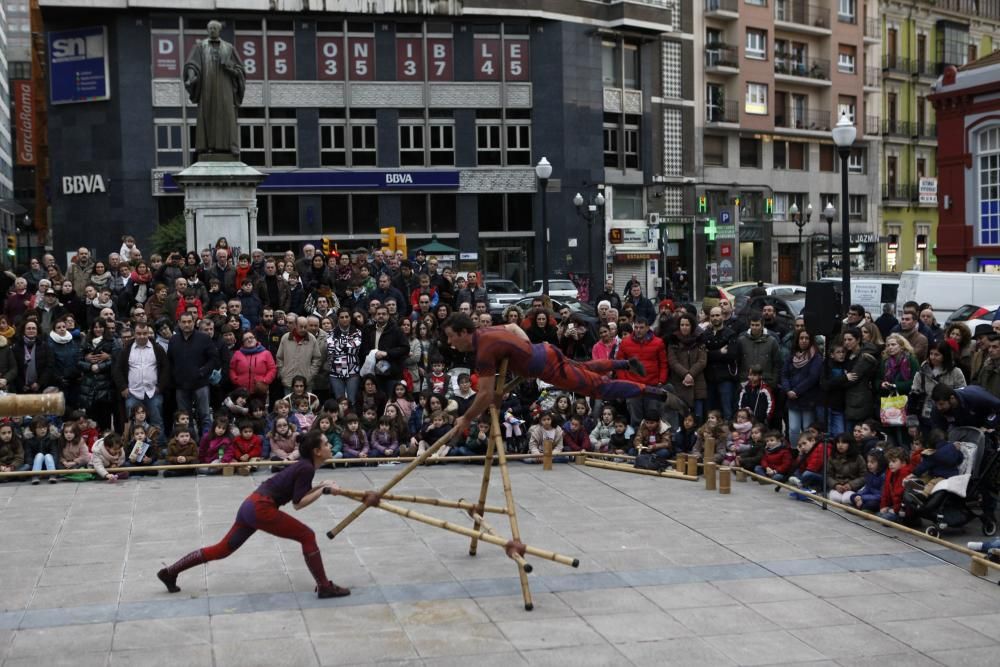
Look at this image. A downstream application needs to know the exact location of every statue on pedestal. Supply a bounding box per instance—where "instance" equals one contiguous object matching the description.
[184,20,245,159]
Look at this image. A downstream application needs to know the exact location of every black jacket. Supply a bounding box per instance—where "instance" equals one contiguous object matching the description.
[167,330,220,390]
[113,339,171,395]
[360,320,409,380]
[12,337,54,392]
[703,324,739,383]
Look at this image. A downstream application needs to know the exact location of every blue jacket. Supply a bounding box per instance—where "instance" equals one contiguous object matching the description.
[913,441,963,479]
[780,351,823,409]
[931,385,1000,431]
[856,470,885,510]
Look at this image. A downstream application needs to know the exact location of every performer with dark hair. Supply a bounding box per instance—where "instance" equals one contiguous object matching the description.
[442,312,667,433]
[157,431,350,598]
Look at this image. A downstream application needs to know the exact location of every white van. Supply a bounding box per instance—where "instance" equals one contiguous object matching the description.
[896,270,1000,322]
[820,275,899,316]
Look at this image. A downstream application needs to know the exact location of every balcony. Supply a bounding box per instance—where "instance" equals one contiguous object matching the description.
[774,56,831,85]
[912,59,935,80]
[882,183,914,202]
[864,17,881,43]
[882,119,913,138]
[774,2,831,34]
[706,99,739,124]
[882,54,915,76]
[704,0,738,18]
[775,107,831,133]
[864,115,881,136]
[705,45,740,73]
[863,66,880,89]
[914,121,937,141]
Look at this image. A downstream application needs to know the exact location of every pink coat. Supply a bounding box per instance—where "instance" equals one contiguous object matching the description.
[228,346,277,393]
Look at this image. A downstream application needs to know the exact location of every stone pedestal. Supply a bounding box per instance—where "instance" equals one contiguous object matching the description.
[173,160,266,256]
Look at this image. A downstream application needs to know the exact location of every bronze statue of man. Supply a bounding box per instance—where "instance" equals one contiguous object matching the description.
[184,20,245,158]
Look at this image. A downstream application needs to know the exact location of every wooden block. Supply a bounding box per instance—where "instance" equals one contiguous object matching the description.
[718,466,731,495]
[222,466,234,476]
[686,455,699,478]
[703,436,716,462]
[971,557,990,577]
[542,439,553,471]
[704,462,717,491]
[734,468,747,482]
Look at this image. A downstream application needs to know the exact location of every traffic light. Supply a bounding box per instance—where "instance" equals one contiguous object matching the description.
[733,196,741,207]
[395,233,408,259]
[765,197,774,215]
[380,226,396,252]
[322,236,331,256]
[5,235,14,257]
[697,195,707,214]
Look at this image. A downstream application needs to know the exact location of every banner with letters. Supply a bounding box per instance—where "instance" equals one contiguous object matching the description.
[14,80,35,166]
[48,26,111,104]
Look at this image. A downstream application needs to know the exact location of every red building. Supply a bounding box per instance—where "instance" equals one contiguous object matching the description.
[931,52,1000,272]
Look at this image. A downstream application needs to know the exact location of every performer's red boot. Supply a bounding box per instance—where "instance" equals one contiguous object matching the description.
[304,550,350,598]
[158,549,206,593]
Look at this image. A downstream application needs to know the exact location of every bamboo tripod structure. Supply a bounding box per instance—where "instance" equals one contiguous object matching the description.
[325,359,579,610]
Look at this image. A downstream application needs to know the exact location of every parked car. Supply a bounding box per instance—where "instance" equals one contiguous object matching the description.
[490,295,596,324]
[897,270,1000,323]
[484,279,524,309]
[526,279,579,299]
[745,294,807,330]
[947,303,999,332]
[702,284,739,310]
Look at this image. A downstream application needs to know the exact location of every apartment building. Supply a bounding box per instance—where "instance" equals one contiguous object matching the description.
[696,0,881,284]
[879,0,1000,273]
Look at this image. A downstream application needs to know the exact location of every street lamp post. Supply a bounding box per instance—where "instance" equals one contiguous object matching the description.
[535,157,553,295]
[823,201,835,278]
[573,190,606,292]
[832,113,857,316]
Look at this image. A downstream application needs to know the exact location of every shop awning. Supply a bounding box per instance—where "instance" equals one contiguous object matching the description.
[414,235,461,254]
[0,199,27,216]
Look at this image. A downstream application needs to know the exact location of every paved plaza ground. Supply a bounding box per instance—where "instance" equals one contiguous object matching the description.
[1,461,1000,666]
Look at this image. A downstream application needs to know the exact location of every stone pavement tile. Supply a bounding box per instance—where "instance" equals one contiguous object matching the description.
[112,617,211,651]
[405,621,514,658]
[37,564,121,588]
[789,624,912,659]
[3,650,109,667]
[19,603,117,629]
[585,610,691,644]
[747,598,857,629]
[828,554,908,572]
[659,546,747,566]
[47,545,126,567]
[855,566,955,593]
[901,586,1000,616]
[28,580,121,610]
[670,604,777,636]
[497,616,608,652]
[459,576,535,599]
[586,548,676,571]
[874,618,998,652]
[115,597,210,622]
[110,645,212,666]
[52,529,130,549]
[694,562,772,582]
[928,645,1000,667]
[727,541,816,562]
[717,577,815,604]
[704,629,826,666]
[760,558,846,577]
[206,572,294,596]
[827,592,938,623]
[210,609,308,642]
[785,572,889,598]
[618,567,703,587]
[834,653,943,667]
[474,593,575,622]
[520,643,630,666]
[638,582,739,611]
[381,581,467,604]
[617,636,737,666]
[0,628,11,662]
[539,571,625,593]
[953,611,1000,636]
[312,629,418,666]
[422,651,527,667]
[213,637,320,667]
[303,603,398,635]
[556,586,658,616]
[8,621,114,658]
[0,588,33,613]
[391,599,490,626]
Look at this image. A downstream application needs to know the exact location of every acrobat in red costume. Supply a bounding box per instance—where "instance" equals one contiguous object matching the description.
[157,432,350,599]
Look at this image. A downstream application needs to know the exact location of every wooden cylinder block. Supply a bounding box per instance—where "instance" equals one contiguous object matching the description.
[686,455,699,478]
[703,436,716,463]
[0,392,65,418]
[542,439,554,471]
[971,557,990,577]
[718,466,732,494]
[734,468,747,482]
[704,462,717,490]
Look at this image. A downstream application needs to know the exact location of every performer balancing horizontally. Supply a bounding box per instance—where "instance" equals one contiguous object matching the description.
[157,432,350,598]
[443,313,667,433]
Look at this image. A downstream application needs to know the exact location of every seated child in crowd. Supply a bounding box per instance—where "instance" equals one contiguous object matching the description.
[24,418,59,484]
[163,430,198,477]
[369,416,400,458]
[527,411,563,461]
[290,396,316,432]
[630,409,672,460]
[562,415,592,454]
[673,413,701,459]
[788,432,826,493]
[717,408,752,465]
[848,449,887,511]
[267,417,300,463]
[755,430,794,482]
[226,420,263,475]
[198,417,233,474]
[452,419,490,458]
[341,413,370,459]
[826,434,867,504]
[878,447,913,522]
[590,407,617,454]
[59,423,91,471]
[0,423,24,479]
[419,410,453,458]
[738,423,766,472]
[608,418,630,458]
[451,373,477,417]
[905,429,963,495]
[91,433,127,482]
[126,425,160,475]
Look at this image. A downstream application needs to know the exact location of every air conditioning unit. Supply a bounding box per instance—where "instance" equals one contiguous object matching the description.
[647,212,660,226]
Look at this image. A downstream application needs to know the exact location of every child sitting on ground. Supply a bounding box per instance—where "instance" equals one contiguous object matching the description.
[24,418,59,484]
[826,434,867,504]
[754,430,794,482]
[788,432,827,494]
[673,413,701,459]
[630,409,672,460]
[289,396,316,432]
[905,429,963,496]
[369,416,400,458]
[452,419,491,458]
[849,449,887,511]
[198,417,232,474]
[859,419,886,458]
[717,408,752,465]
[608,417,630,459]
[226,420,263,475]
[738,423,766,471]
[590,407,617,454]
[341,413,370,460]
[164,430,198,477]
[92,433,127,482]
[419,410,453,458]
[267,417,299,463]
[126,425,160,476]
[59,422,91,472]
[562,415,592,454]
[878,447,913,523]
[528,411,564,463]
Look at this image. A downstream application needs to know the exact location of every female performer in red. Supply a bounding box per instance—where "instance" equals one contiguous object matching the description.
[157,431,350,598]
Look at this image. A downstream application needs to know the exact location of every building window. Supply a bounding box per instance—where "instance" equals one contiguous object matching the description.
[838,0,856,22]
[978,127,1000,245]
[623,43,639,89]
[740,137,761,168]
[838,45,856,74]
[351,123,377,166]
[399,123,424,166]
[271,123,297,167]
[745,82,768,115]
[848,147,865,174]
[838,96,857,124]
[773,141,806,170]
[602,39,640,89]
[938,23,969,70]
[429,122,455,166]
[848,194,865,219]
[320,123,347,166]
[746,0,766,6]
[603,118,619,167]
[704,135,726,166]
[623,115,640,169]
[155,122,183,168]
[477,124,502,166]
[240,123,266,167]
[602,41,620,86]
[745,29,767,60]
[506,124,531,165]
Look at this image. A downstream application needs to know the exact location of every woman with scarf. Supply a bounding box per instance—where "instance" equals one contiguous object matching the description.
[880,333,919,448]
[88,260,113,294]
[910,340,966,431]
[4,277,32,325]
[780,329,823,446]
[327,308,363,403]
[77,319,117,429]
[47,315,81,408]
[124,261,154,313]
[525,308,559,345]
[303,254,332,300]
[59,279,87,325]
[667,313,707,423]
[229,329,278,402]
[13,319,53,393]
[20,258,46,295]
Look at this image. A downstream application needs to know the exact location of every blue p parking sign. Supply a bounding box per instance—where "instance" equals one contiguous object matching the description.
[720,209,731,226]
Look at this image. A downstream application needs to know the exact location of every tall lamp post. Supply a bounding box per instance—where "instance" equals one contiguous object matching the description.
[832,113,856,315]
[573,190,606,292]
[823,201,836,278]
[535,157,553,295]
[789,203,811,284]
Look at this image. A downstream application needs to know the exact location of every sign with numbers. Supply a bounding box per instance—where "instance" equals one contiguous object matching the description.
[473,36,501,80]
[427,37,453,81]
[348,36,375,80]
[267,35,295,80]
[151,34,181,78]
[396,36,423,81]
[316,35,343,80]
[505,38,529,81]
[235,35,264,80]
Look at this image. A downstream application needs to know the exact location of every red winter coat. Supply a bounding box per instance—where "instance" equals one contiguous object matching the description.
[228,345,277,394]
[881,464,912,513]
[794,442,830,476]
[760,444,795,475]
[615,331,668,386]
[225,434,263,461]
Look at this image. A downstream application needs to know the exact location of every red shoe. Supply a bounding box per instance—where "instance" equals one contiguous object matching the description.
[316,581,351,598]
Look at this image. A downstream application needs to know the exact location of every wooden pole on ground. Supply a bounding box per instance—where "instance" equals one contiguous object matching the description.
[702,436,716,464]
[704,462,717,490]
[468,359,510,558]
[335,488,508,515]
[686,455,699,478]
[718,466,731,494]
[582,458,698,481]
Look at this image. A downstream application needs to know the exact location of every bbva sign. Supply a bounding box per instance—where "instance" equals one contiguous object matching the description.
[62,174,107,195]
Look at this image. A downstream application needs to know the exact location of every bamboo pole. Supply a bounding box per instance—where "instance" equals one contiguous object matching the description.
[718,466,732,495]
[582,458,698,481]
[469,361,508,558]
[0,392,65,418]
[686,454,699,478]
[335,488,508,515]
[542,439,554,470]
[459,506,533,574]
[704,462,717,490]
[703,436,716,463]
[490,403,534,611]
[374,498,579,568]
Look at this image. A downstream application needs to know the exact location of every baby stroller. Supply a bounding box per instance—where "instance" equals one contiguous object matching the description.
[902,426,999,538]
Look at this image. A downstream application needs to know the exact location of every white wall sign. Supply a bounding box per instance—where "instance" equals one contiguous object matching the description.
[61,174,107,195]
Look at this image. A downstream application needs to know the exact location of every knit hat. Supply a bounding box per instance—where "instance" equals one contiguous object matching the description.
[658,299,674,311]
